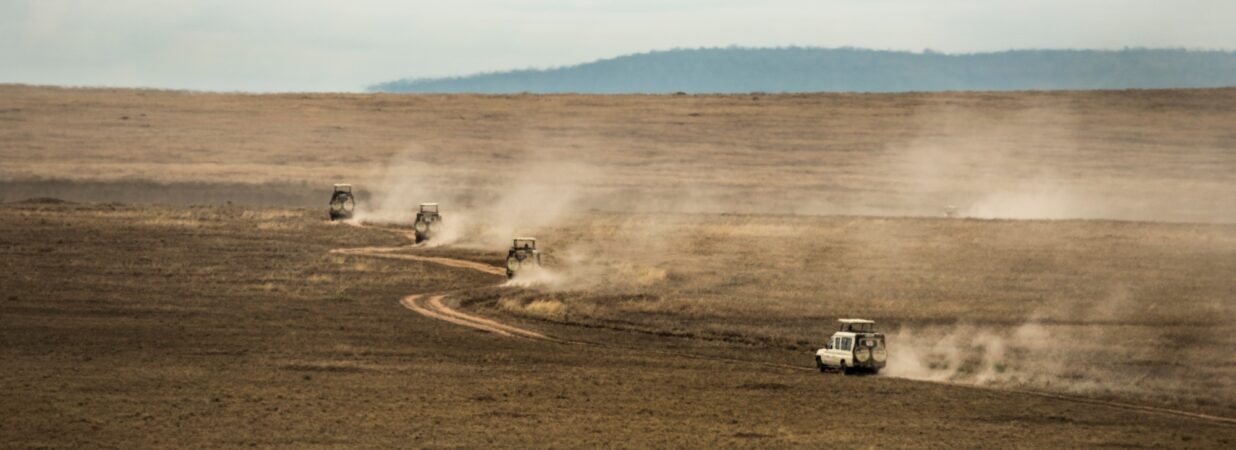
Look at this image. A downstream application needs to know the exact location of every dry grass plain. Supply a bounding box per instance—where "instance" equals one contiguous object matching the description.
[474,213,1236,416]
[2,202,1233,448]
[2,84,1234,222]
[2,85,1235,447]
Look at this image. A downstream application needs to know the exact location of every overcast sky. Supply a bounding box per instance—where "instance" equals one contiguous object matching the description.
[2,0,1233,92]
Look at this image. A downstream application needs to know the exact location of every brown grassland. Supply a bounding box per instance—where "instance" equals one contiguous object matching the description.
[3,84,1234,221]
[1,85,1235,447]
[3,202,1233,448]
[478,213,1235,415]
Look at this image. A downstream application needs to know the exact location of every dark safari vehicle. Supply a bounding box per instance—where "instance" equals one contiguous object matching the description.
[413,203,442,243]
[329,184,355,221]
[505,237,542,279]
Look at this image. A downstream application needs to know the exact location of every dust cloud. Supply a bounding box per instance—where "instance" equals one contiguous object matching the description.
[883,321,1059,385]
[884,104,1235,223]
[352,143,699,291]
[351,144,598,250]
[882,287,1234,409]
[496,215,676,291]
[342,115,1235,409]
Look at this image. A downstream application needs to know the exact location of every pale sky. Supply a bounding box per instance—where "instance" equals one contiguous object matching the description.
[2,0,1233,92]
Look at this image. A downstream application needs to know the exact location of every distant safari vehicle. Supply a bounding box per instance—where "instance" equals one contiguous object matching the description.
[413,203,442,244]
[815,319,887,375]
[505,237,541,279]
[329,184,355,221]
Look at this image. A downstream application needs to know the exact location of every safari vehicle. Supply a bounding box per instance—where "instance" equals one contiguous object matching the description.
[329,184,355,221]
[413,203,442,243]
[815,319,887,375]
[505,237,541,279]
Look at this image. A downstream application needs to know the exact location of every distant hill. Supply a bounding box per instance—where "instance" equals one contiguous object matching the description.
[370,47,1236,93]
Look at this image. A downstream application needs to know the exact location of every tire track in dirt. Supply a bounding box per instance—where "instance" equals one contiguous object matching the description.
[400,294,552,340]
[333,247,506,276]
[333,221,1236,427]
[333,223,806,362]
[399,294,516,338]
[331,222,532,338]
[999,387,1236,426]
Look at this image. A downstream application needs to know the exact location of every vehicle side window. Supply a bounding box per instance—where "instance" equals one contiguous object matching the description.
[841,337,852,351]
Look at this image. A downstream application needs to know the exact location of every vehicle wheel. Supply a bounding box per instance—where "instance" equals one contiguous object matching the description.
[815,357,827,373]
[871,368,880,376]
[840,361,851,375]
[415,234,424,244]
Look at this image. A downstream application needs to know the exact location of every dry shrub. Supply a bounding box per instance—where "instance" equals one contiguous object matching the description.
[240,210,300,220]
[138,217,203,228]
[306,274,334,284]
[497,298,522,314]
[498,298,568,321]
[256,221,301,231]
[608,262,668,286]
[525,300,567,320]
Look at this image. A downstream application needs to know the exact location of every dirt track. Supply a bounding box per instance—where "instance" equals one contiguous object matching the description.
[336,223,812,361]
[402,294,553,340]
[331,224,550,339]
[340,222,1236,429]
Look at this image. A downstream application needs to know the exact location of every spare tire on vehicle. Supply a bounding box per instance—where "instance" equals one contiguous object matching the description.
[329,185,355,221]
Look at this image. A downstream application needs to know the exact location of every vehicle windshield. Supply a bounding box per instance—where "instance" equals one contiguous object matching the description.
[420,204,438,213]
[840,322,875,333]
[514,239,535,250]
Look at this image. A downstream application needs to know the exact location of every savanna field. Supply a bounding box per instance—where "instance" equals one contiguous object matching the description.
[1,85,1234,447]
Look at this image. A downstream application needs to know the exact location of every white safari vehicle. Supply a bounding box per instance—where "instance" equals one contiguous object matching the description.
[815,319,887,375]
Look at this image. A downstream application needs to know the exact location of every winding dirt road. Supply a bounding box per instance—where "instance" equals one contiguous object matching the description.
[332,222,1236,427]
[400,294,552,340]
[331,245,507,277]
[329,225,538,339]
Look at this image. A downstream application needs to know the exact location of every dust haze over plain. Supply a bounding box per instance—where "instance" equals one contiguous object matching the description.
[3,0,1235,422]
[338,93,1236,409]
[3,0,1236,92]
